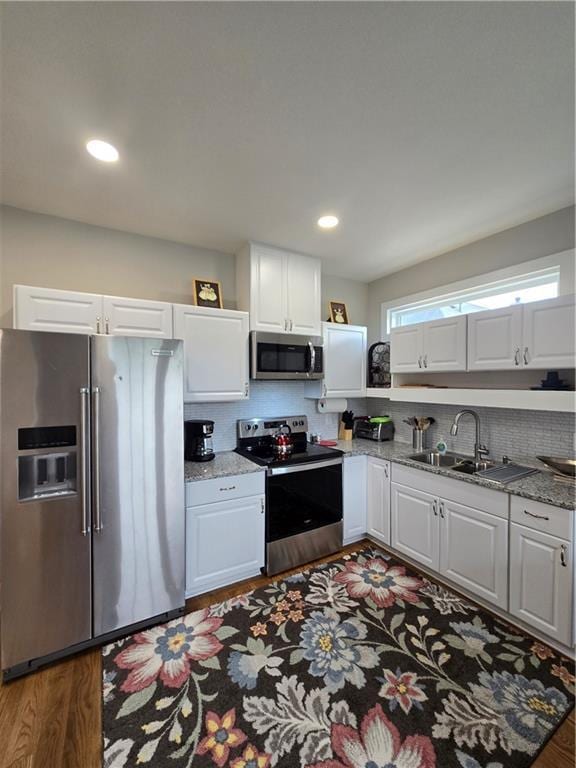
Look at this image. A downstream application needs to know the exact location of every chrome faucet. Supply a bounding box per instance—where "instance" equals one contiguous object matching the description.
[450,409,489,462]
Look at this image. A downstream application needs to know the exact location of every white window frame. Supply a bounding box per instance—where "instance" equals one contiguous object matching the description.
[380,249,575,340]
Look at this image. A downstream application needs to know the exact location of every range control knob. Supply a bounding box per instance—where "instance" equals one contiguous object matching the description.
[244,424,251,431]
[299,420,305,426]
[253,424,259,430]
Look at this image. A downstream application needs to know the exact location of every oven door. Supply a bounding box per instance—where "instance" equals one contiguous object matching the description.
[251,332,323,380]
[266,458,343,575]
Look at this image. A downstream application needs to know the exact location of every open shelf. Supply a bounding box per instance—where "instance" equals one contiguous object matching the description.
[367,387,575,412]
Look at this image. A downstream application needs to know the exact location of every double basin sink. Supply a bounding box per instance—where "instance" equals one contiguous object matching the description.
[408,450,497,476]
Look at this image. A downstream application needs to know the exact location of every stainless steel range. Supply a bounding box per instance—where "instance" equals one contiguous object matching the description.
[235,415,343,575]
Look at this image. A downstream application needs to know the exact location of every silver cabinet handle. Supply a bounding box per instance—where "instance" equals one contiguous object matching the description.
[418,356,422,368]
[80,387,91,535]
[92,387,103,532]
[307,340,316,377]
[523,509,549,521]
[244,382,249,398]
[322,383,327,397]
[260,497,265,514]
[514,347,520,366]
[423,354,428,368]
[384,463,389,479]
[432,499,438,516]
[560,544,567,567]
[105,317,110,334]
[523,346,529,365]
[96,317,101,334]
[219,485,236,492]
[284,319,288,331]
[439,501,445,519]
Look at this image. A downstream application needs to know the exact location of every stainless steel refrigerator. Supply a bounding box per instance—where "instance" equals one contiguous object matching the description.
[0,330,185,679]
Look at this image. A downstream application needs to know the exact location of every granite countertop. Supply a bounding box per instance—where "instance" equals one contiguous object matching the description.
[185,439,575,511]
[185,452,263,482]
[334,438,576,511]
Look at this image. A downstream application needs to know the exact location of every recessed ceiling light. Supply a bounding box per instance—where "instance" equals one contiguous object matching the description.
[317,215,339,229]
[86,139,119,162]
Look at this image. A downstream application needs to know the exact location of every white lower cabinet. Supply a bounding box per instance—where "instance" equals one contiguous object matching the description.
[366,457,390,544]
[440,498,508,609]
[509,523,573,647]
[391,483,439,570]
[390,465,509,609]
[185,473,265,597]
[343,455,367,544]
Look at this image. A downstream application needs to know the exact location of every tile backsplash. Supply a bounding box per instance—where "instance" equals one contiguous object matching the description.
[184,382,368,452]
[185,383,575,459]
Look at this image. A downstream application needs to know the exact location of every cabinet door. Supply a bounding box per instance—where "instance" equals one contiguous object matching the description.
[391,482,439,569]
[390,325,423,372]
[343,455,367,544]
[509,524,573,646]
[323,323,367,397]
[13,285,103,334]
[439,499,508,608]
[250,245,287,333]
[186,495,265,597]
[286,252,322,335]
[102,296,173,338]
[367,458,390,544]
[174,305,249,402]
[467,306,522,370]
[522,294,575,369]
[422,316,467,371]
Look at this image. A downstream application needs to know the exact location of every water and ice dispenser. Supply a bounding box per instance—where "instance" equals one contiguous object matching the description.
[17,426,77,501]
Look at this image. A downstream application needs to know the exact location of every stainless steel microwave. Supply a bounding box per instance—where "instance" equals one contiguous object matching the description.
[250,331,324,380]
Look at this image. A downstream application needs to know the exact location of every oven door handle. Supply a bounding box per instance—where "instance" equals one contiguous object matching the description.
[307,341,316,377]
[267,458,342,476]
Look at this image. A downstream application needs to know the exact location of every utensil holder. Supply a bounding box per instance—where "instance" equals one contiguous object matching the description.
[412,428,425,452]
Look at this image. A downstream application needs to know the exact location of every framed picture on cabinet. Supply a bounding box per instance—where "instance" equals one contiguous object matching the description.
[192,278,223,309]
[328,300,349,325]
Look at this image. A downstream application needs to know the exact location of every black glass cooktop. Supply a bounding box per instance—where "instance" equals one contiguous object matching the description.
[235,442,342,468]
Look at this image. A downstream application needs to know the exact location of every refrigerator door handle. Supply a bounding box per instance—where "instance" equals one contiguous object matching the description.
[80,387,91,535]
[92,386,103,532]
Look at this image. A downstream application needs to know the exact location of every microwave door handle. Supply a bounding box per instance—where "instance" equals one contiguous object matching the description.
[307,341,316,376]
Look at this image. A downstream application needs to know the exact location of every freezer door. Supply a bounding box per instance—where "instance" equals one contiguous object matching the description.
[0,330,92,671]
[91,336,185,636]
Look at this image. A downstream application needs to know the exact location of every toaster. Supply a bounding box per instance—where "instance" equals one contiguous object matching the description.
[354,419,395,442]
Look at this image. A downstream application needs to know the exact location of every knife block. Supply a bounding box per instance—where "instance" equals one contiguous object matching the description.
[338,422,353,441]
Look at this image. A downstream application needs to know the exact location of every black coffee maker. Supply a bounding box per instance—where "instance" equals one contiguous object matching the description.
[185,420,215,462]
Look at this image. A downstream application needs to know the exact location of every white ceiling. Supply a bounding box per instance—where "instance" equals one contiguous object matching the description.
[1,2,574,281]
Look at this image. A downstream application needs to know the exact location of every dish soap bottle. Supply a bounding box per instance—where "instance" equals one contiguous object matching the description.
[436,436,448,455]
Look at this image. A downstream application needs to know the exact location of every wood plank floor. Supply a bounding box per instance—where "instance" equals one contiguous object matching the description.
[0,541,573,768]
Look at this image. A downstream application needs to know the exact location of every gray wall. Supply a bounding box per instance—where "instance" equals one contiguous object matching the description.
[367,205,575,343]
[0,205,369,329]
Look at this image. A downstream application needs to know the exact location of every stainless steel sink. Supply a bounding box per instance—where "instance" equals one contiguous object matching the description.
[408,451,498,475]
[450,459,497,475]
[408,451,463,468]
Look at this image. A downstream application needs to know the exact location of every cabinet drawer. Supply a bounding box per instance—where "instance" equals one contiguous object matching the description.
[510,496,573,540]
[186,471,265,507]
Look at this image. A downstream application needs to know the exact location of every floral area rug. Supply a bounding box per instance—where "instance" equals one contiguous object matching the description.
[102,547,574,768]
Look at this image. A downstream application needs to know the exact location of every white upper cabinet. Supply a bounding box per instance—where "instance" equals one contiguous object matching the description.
[308,323,367,398]
[14,285,173,338]
[468,305,524,370]
[390,316,466,373]
[173,304,249,402]
[422,316,467,371]
[102,295,173,338]
[14,285,103,335]
[390,324,423,372]
[522,294,575,369]
[237,243,321,335]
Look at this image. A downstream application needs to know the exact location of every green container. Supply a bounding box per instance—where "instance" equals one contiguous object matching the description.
[369,416,391,424]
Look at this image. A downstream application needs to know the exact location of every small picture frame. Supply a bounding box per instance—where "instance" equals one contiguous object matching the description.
[192,278,223,309]
[329,300,349,325]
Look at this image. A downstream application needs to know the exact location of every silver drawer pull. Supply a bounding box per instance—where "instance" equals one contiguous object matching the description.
[219,485,236,491]
[523,509,550,521]
[560,544,567,567]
